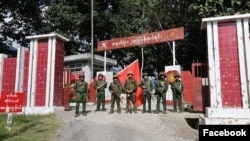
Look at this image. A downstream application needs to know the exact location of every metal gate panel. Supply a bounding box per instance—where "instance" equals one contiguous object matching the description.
[191,61,209,112]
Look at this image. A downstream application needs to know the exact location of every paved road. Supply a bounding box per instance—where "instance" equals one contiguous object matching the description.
[54,99,201,141]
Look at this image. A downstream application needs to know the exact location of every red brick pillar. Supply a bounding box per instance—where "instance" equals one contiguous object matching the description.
[201,14,250,124]
[24,33,69,115]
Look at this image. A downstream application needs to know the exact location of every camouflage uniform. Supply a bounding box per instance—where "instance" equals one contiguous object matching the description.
[124,71,138,113]
[94,73,107,111]
[171,73,184,112]
[74,74,89,117]
[155,72,168,114]
[108,75,123,114]
[138,73,154,113]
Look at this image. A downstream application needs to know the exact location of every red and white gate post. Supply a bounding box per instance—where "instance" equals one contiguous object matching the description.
[201,14,250,124]
[24,33,69,114]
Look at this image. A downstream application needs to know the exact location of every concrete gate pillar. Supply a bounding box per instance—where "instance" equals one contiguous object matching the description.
[201,14,250,124]
[0,54,8,93]
[24,33,69,115]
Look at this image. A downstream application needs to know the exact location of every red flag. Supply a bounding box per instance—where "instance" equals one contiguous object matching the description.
[116,59,142,107]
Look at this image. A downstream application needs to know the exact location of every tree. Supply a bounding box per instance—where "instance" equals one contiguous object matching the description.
[189,0,250,17]
[0,0,49,47]
[2,0,249,73]
[105,0,207,72]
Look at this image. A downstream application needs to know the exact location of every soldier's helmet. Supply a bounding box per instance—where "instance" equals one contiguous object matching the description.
[113,74,119,79]
[174,72,181,78]
[98,73,103,77]
[79,74,85,78]
[159,71,166,77]
[142,73,148,77]
[127,71,133,75]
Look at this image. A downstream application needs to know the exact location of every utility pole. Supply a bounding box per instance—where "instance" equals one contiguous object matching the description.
[91,0,94,79]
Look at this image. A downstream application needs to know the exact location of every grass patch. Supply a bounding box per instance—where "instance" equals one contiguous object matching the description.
[0,113,62,141]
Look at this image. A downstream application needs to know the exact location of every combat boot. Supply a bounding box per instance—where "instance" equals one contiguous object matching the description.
[126,110,129,113]
[133,106,137,113]
[155,110,159,114]
[109,110,114,114]
[163,111,167,114]
[75,113,79,117]
[82,112,87,116]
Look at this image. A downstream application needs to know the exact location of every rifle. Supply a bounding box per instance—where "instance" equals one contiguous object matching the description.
[112,92,123,104]
[156,88,163,95]
[170,82,183,95]
[96,82,107,90]
[139,81,154,99]
[111,82,123,104]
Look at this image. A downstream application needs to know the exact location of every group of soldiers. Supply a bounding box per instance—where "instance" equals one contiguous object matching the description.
[73,71,184,117]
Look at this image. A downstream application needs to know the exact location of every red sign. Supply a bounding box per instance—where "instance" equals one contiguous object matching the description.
[0,92,24,113]
[97,27,184,51]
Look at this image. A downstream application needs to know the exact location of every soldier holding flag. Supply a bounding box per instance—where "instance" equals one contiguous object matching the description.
[124,71,138,113]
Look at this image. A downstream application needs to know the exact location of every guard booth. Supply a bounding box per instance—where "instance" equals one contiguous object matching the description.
[200,14,250,124]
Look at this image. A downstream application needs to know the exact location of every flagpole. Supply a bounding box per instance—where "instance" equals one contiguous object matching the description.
[104,51,106,71]
[141,47,144,80]
[173,41,175,66]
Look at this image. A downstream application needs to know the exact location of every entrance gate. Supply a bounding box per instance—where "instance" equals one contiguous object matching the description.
[191,60,209,112]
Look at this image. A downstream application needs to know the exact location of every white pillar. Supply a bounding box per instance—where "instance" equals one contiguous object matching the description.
[243,18,250,107]
[15,47,25,92]
[172,41,175,65]
[27,39,38,108]
[49,37,56,107]
[0,54,8,94]
[104,51,106,71]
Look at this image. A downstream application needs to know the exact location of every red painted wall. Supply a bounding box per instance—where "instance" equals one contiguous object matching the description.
[22,51,30,106]
[218,22,242,107]
[2,58,16,92]
[53,39,65,106]
[35,40,48,106]
[182,71,193,103]
[89,78,97,102]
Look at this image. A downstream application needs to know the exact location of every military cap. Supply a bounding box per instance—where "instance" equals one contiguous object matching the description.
[159,71,166,77]
[127,71,133,75]
[79,74,85,78]
[142,73,148,77]
[174,72,181,78]
[98,73,103,77]
[113,75,119,79]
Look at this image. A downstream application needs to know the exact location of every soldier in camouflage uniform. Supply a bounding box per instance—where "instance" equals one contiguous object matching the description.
[138,73,154,113]
[74,74,89,117]
[94,73,107,111]
[155,71,168,114]
[124,71,138,113]
[170,72,184,112]
[108,75,123,114]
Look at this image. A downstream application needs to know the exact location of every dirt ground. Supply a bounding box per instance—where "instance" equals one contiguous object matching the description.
[54,98,202,141]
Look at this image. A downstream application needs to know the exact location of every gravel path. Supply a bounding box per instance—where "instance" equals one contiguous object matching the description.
[54,99,201,141]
